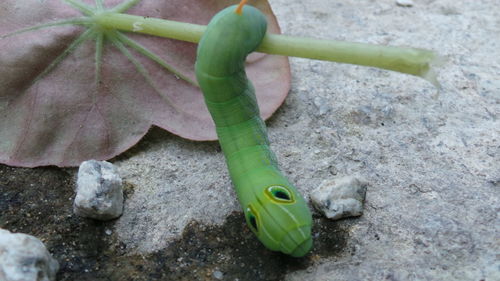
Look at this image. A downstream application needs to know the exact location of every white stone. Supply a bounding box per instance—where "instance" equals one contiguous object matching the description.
[74,160,124,220]
[396,0,414,7]
[0,229,59,281]
[311,176,367,220]
[212,270,223,280]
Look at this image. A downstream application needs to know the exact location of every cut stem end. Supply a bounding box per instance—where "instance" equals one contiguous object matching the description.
[235,0,248,15]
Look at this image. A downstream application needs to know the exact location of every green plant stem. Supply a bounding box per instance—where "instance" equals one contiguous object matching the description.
[93,13,204,43]
[93,12,442,86]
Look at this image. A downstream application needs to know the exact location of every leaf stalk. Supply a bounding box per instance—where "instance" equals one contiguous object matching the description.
[94,12,444,86]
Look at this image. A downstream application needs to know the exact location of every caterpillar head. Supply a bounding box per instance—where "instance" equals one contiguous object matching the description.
[244,184,313,257]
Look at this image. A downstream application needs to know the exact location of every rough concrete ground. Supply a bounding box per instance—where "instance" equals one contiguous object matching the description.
[115,0,500,279]
[1,0,499,280]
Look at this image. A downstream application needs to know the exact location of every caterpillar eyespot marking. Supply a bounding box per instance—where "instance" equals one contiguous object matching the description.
[265,185,295,203]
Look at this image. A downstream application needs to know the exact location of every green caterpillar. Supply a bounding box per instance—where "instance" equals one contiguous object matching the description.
[195,1,312,257]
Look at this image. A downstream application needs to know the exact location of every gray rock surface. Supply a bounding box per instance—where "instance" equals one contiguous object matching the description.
[0,228,59,281]
[112,0,499,280]
[74,160,124,220]
[311,176,367,220]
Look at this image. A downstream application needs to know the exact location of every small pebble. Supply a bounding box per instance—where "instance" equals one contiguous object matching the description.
[311,176,368,220]
[213,270,223,280]
[396,0,414,7]
[74,160,124,221]
[0,228,59,281]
